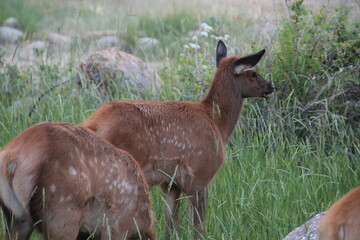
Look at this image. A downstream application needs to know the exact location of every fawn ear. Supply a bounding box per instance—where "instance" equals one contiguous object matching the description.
[234,49,265,74]
[216,40,227,67]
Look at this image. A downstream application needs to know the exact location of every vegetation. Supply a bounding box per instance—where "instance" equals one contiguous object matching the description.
[0,0,359,239]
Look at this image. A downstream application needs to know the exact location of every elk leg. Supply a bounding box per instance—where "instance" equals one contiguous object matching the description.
[4,213,33,240]
[188,188,207,240]
[161,183,182,237]
[1,206,11,239]
[42,207,83,240]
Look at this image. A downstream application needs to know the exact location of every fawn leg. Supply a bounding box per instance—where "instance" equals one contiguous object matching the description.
[188,188,207,240]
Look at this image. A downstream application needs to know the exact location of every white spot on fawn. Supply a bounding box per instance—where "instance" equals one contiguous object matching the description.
[50,184,56,193]
[140,204,149,212]
[69,167,77,176]
[112,180,118,187]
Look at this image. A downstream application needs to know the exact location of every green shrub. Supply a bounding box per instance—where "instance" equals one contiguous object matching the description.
[271,0,359,100]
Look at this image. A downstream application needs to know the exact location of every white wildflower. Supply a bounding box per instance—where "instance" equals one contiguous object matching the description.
[200,23,213,32]
[202,65,208,69]
[215,36,225,41]
[183,44,189,49]
[204,42,209,47]
[189,43,200,49]
[224,34,230,40]
[199,31,208,37]
[192,36,198,42]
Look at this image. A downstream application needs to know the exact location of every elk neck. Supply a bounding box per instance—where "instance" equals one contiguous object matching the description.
[200,63,243,143]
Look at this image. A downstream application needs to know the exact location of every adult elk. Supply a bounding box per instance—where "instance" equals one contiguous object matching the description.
[81,40,274,238]
[0,122,154,240]
[318,186,360,240]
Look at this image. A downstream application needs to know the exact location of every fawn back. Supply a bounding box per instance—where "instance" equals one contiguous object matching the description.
[0,122,154,240]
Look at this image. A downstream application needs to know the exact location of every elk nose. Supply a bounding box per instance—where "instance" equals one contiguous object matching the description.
[268,82,275,92]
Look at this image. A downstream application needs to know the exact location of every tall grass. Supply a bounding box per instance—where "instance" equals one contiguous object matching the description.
[1,85,357,239]
[0,0,359,239]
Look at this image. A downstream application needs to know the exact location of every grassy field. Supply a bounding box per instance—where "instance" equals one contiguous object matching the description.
[0,0,359,239]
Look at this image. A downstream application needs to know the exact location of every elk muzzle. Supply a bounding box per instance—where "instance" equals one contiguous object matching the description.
[263,82,275,98]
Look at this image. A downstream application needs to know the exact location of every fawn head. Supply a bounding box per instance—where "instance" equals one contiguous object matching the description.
[216,40,274,98]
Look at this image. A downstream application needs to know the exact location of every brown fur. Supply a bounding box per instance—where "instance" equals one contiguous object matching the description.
[81,41,274,239]
[318,186,360,240]
[0,122,154,240]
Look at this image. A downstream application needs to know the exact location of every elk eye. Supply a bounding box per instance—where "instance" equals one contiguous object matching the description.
[252,72,257,78]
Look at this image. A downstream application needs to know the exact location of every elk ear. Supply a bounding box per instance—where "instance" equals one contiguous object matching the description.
[216,40,227,67]
[234,49,265,74]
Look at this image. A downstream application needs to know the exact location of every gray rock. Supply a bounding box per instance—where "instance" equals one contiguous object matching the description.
[137,37,160,50]
[21,41,49,59]
[284,212,326,240]
[0,26,24,44]
[76,48,160,95]
[24,41,49,56]
[47,33,71,50]
[83,30,117,39]
[89,36,119,50]
[3,17,19,29]
[27,41,49,50]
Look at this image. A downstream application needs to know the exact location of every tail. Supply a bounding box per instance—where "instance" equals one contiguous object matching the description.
[0,151,28,219]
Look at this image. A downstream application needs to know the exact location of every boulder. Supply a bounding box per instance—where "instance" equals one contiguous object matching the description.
[26,41,49,50]
[0,26,24,44]
[21,41,49,60]
[89,36,119,51]
[76,48,160,95]
[284,212,326,240]
[3,18,19,29]
[47,32,71,50]
[137,37,160,51]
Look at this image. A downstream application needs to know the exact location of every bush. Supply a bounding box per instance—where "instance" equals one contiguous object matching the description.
[271,0,359,103]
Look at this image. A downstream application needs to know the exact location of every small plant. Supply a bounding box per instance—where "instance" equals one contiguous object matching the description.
[160,22,230,100]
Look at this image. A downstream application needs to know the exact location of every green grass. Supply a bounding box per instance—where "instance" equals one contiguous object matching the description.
[1,82,358,239]
[0,1,359,239]
[0,0,71,34]
[1,63,359,240]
